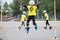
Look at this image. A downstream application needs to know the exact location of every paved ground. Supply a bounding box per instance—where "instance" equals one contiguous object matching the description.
[0,21,60,40]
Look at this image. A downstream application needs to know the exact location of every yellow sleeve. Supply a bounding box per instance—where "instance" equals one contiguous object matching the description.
[45,14,47,17]
[45,13,48,17]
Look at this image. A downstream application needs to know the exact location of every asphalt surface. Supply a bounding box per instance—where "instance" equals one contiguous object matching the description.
[0,21,60,40]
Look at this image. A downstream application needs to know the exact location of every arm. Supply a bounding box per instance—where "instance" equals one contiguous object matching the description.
[23,4,28,11]
[36,4,40,9]
[23,4,27,8]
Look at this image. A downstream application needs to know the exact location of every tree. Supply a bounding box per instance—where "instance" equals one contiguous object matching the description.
[56,0,60,20]
[3,2,8,15]
[4,2,8,10]
[12,0,29,17]
[38,0,54,20]
[8,0,60,20]
[12,0,20,16]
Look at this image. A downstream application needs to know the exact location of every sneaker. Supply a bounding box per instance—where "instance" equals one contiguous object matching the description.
[49,26,52,30]
[44,27,47,30]
[35,27,37,30]
[25,27,30,34]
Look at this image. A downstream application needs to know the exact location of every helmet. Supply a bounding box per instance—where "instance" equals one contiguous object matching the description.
[22,11,26,14]
[29,0,35,5]
[43,10,47,13]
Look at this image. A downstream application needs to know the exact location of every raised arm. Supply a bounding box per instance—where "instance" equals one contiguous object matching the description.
[36,4,40,9]
[23,4,27,8]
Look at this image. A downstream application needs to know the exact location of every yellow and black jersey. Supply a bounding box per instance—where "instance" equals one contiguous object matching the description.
[21,14,26,22]
[27,5,37,16]
[23,4,39,16]
[45,13,49,20]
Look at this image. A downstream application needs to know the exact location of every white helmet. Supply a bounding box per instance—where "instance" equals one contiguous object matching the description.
[22,11,26,14]
[43,10,47,13]
[29,0,35,5]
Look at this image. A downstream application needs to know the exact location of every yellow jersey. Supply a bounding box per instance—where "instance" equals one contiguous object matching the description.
[45,13,49,20]
[21,14,26,22]
[27,5,37,16]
